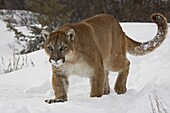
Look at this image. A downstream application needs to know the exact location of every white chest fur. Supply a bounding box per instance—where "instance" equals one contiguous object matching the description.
[60,59,94,77]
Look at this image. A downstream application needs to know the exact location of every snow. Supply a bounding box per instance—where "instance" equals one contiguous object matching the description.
[0,19,170,113]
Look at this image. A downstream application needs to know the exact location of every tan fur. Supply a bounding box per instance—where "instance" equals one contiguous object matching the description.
[44,13,168,104]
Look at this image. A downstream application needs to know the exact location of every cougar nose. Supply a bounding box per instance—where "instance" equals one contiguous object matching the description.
[56,58,61,62]
[49,57,64,67]
[49,58,59,63]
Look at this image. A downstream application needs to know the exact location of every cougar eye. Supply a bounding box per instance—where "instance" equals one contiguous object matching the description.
[47,45,53,51]
[60,46,67,51]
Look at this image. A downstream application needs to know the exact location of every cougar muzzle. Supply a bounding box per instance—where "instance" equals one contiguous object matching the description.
[49,57,65,67]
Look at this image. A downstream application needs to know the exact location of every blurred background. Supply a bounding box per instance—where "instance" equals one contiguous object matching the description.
[0,0,169,22]
[0,0,169,54]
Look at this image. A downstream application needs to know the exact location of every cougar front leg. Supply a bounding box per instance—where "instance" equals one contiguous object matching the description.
[45,66,68,104]
[90,66,105,97]
[103,70,110,95]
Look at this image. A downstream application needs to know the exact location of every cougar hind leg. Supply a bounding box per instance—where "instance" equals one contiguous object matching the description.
[114,59,130,94]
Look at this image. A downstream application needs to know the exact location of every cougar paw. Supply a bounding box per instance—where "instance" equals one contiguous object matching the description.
[114,84,127,94]
[45,98,67,104]
[103,86,110,95]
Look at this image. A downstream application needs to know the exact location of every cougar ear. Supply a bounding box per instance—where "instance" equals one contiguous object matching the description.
[41,30,50,40]
[65,28,75,42]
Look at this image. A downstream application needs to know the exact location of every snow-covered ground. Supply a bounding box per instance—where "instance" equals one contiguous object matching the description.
[0,19,170,113]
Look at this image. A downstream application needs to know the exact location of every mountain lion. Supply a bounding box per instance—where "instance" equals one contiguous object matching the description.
[44,13,168,104]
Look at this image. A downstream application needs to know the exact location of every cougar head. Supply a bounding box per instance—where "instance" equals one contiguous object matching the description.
[44,28,76,67]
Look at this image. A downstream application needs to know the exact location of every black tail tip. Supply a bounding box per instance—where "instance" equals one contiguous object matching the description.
[151,13,166,24]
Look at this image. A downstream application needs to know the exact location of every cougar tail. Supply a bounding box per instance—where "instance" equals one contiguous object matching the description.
[126,13,168,56]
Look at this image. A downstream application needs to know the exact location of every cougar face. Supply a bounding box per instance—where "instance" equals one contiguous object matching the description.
[44,29,75,67]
